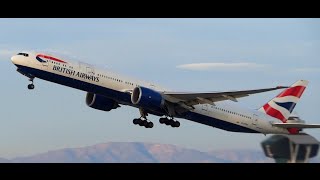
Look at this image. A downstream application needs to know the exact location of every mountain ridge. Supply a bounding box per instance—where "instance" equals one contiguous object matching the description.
[0,142,318,163]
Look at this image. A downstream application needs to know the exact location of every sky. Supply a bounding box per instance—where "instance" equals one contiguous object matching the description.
[0,18,320,158]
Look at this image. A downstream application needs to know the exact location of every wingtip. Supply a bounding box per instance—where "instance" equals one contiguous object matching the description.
[276,86,289,89]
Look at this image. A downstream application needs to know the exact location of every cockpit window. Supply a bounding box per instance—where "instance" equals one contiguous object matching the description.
[17,53,29,57]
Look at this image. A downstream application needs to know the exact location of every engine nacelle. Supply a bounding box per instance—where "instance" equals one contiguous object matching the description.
[86,93,119,112]
[131,86,165,109]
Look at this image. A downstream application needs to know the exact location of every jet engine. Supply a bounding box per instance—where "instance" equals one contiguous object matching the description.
[86,92,119,111]
[131,86,165,110]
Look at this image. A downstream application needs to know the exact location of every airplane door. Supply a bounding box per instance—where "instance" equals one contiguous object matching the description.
[86,66,95,76]
[201,104,208,114]
[79,63,92,74]
[79,63,95,76]
[252,114,259,128]
[79,63,96,92]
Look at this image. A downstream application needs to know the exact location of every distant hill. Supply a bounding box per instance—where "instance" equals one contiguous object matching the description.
[8,142,229,163]
[0,142,319,163]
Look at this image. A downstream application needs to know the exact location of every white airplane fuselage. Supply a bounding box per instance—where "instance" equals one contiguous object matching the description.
[11,52,291,134]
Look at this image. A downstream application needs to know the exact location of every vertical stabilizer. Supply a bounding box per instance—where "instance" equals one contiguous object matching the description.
[258,80,308,123]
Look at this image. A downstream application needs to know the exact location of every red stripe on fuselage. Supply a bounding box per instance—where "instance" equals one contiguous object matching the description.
[276,86,306,98]
[263,103,286,122]
[37,54,67,63]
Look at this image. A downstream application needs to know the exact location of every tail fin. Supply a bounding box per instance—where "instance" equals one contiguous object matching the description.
[258,80,309,123]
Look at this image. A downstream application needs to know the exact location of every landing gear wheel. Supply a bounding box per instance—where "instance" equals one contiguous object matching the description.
[173,121,180,127]
[28,84,34,90]
[133,119,140,125]
[138,120,145,126]
[142,120,149,127]
[164,120,171,125]
[159,118,166,124]
[168,120,175,127]
[147,122,154,128]
[27,77,35,90]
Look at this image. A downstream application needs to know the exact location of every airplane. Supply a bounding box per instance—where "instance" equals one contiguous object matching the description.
[11,51,320,135]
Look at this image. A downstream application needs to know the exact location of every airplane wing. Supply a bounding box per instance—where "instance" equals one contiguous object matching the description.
[162,86,288,109]
[272,123,320,129]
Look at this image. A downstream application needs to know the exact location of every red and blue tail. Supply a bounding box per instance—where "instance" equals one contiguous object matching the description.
[258,80,308,123]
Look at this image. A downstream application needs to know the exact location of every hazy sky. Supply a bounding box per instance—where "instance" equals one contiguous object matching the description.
[1,18,320,158]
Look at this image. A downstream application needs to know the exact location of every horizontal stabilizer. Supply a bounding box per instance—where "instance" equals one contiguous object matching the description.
[272,123,320,129]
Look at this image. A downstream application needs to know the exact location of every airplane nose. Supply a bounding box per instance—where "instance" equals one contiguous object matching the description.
[11,55,17,64]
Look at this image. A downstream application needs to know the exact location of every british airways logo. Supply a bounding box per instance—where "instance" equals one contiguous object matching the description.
[36,54,67,64]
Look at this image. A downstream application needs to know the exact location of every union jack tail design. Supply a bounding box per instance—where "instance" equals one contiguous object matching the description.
[258,80,308,123]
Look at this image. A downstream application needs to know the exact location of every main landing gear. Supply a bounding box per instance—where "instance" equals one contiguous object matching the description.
[132,109,180,128]
[133,108,154,128]
[159,117,180,128]
[133,118,154,128]
[27,77,35,90]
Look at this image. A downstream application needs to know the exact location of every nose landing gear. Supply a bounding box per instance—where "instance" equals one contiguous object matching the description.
[27,77,35,90]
